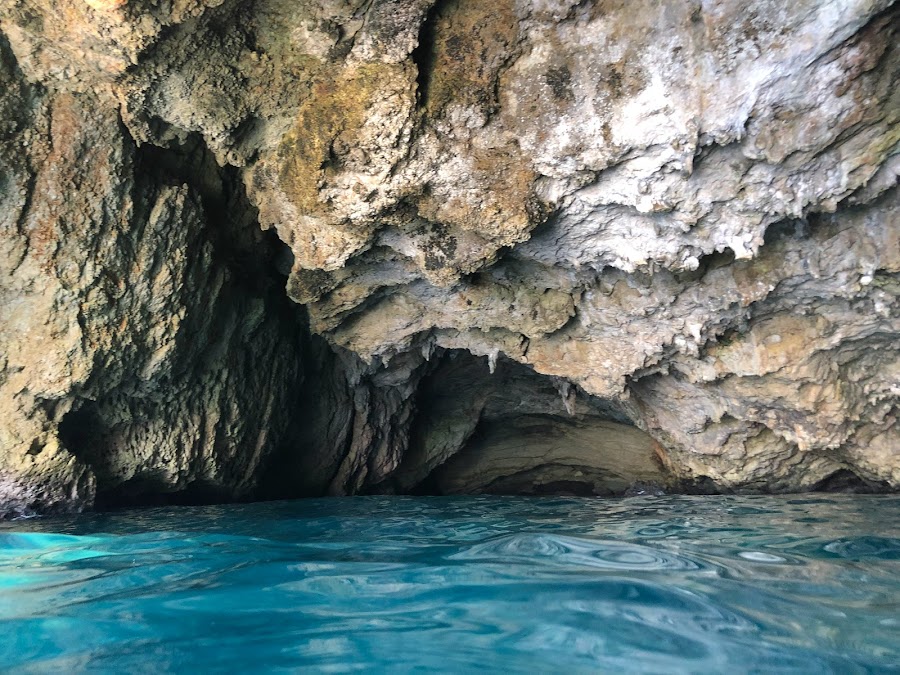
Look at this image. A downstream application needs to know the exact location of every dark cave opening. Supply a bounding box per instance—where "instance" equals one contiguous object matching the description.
[812,469,892,494]
[389,350,670,497]
[56,401,103,473]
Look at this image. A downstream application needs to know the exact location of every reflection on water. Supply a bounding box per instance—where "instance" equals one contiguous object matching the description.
[1,495,898,673]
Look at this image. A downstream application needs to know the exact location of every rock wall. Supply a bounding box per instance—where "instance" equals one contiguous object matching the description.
[0,38,310,515]
[0,0,897,513]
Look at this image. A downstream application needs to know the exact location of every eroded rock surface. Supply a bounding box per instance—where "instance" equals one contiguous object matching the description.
[0,0,897,513]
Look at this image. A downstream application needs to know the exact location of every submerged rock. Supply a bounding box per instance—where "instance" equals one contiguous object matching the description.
[0,0,897,513]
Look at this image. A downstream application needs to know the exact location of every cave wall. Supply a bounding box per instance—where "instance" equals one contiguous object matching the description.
[0,39,310,515]
[0,0,897,513]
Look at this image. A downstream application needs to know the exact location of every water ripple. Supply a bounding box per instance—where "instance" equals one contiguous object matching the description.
[0,494,898,673]
[449,532,702,571]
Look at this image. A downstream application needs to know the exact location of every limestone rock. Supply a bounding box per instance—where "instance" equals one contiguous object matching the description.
[0,0,897,513]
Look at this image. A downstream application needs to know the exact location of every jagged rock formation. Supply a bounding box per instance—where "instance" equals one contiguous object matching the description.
[0,0,897,515]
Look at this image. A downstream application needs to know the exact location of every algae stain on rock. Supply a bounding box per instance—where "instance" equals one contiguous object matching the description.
[274,60,419,275]
[277,62,410,218]
[410,0,545,261]
[417,0,521,115]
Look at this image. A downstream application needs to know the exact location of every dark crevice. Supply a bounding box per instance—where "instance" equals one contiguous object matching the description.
[135,134,290,297]
[675,247,736,284]
[411,0,444,109]
[256,333,357,501]
[763,217,809,246]
[94,477,240,510]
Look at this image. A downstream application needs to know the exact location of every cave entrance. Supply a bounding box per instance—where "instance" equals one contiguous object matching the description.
[389,350,670,496]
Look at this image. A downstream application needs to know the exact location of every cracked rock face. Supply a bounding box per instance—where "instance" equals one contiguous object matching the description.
[0,0,898,514]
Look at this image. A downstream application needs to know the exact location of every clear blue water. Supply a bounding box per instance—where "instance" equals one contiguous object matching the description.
[1,495,898,673]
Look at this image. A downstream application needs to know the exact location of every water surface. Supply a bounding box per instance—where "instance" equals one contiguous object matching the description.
[1,495,898,673]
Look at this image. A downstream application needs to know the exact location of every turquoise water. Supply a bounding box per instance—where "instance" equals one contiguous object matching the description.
[1,495,898,673]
